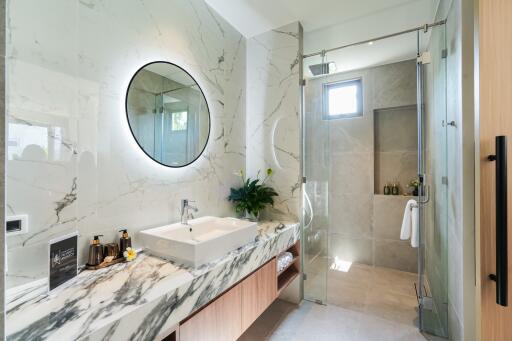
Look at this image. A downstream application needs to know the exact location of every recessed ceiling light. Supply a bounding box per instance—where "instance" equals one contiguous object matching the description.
[368,41,374,45]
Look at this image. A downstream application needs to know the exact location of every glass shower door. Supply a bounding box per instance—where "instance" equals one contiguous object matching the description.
[302,55,330,304]
[418,23,449,337]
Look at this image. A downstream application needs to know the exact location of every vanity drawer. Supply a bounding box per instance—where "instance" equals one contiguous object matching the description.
[179,258,278,340]
[241,258,278,330]
[180,284,242,341]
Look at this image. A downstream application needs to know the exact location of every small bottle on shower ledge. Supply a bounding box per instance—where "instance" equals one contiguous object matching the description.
[383,184,391,195]
[391,183,399,195]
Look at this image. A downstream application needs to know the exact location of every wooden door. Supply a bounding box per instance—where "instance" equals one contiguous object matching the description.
[180,285,242,341]
[241,259,277,330]
[479,0,512,340]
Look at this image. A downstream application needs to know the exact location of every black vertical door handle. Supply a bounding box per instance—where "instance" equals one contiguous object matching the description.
[488,135,508,307]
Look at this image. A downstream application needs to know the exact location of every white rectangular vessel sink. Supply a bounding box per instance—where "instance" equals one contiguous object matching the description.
[139,216,258,267]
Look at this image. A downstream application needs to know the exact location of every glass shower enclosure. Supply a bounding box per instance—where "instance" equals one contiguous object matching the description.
[301,23,449,337]
[302,53,331,305]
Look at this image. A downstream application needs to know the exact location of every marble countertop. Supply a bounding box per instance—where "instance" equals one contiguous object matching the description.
[6,220,300,341]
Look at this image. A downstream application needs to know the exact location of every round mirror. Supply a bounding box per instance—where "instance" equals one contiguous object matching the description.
[126,61,210,167]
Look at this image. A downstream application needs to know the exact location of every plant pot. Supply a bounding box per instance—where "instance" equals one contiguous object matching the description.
[243,210,260,222]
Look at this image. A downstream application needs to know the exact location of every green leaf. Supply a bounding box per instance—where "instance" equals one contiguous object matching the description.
[227,172,279,215]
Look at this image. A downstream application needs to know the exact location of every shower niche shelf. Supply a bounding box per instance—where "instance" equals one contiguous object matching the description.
[373,104,418,195]
[277,241,300,295]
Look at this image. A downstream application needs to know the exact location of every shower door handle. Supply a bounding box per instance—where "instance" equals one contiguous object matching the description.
[418,185,430,205]
[488,135,508,307]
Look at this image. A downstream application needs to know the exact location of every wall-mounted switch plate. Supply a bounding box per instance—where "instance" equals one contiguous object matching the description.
[6,215,29,236]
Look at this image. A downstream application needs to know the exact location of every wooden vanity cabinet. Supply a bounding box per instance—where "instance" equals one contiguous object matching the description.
[179,256,284,341]
[241,258,277,330]
[180,284,242,341]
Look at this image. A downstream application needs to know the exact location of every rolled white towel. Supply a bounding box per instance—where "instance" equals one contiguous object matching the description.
[277,252,294,272]
[411,203,419,248]
[401,199,419,248]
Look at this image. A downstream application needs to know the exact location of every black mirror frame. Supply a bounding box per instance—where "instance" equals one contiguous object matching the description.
[125,61,211,168]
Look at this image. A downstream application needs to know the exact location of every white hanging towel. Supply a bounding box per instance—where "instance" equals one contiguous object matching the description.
[400,199,419,248]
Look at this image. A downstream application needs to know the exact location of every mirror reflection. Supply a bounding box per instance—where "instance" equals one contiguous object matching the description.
[126,62,210,167]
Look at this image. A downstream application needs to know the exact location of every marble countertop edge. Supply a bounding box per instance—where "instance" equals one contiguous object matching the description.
[6,220,300,341]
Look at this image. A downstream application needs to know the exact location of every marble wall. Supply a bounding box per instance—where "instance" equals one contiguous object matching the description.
[1,0,6,337]
[305,59,418,272]
[246,22,302,222]
[5,0,246,288]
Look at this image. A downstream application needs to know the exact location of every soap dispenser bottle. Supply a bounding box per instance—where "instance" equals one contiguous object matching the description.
[119,229,132,257]
[88,235,104,266]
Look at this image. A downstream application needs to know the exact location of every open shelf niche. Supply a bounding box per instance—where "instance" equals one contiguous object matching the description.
[374,104,418,195]
[277,240,300,295]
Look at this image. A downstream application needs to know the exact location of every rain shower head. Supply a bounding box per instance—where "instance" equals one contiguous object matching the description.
[309,62,336,76]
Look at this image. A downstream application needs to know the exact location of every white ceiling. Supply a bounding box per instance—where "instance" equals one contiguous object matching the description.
[303,0,441,76]
[205,0,439,37]
[206,0,442,76]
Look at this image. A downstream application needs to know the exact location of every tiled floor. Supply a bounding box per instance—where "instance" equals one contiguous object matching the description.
[325,263,419,325]
[239,300,439,341]
[240,262,445,340]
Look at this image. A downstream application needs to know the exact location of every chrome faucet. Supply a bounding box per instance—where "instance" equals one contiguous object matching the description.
[180,199,198,225]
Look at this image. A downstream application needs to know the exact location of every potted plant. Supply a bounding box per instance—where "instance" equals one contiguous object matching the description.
[408,178,420,196]
[228,168,278,221]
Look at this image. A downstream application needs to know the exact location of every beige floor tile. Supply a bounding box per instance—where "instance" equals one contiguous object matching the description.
[327,278,368,312]
[240,300,436,341]
[304,272,327,302]
[328,263,374,286]
[371,266,418,297]
[241,266,442,340]
[354,313,426,341]
[364,289,419,325]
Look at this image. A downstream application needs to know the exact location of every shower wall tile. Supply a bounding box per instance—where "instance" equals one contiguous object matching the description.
[374,105,418,193]
[373,195,412,240]
[330,152,373,195]
[5,0,246,287]
[374,239,418,273]
[246,22,302,221]
[305,59,418,273]
[374,106,418,152]
[372,60,417,109]
[329,234,373,266]
[375,151,418,194]
[330,193,373,238]
[329,116,374,154]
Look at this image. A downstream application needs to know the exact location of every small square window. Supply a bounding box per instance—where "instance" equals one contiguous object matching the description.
[323,78,363,119]
[171,111,188,131]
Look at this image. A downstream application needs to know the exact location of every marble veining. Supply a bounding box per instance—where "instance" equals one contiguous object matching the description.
[246,22,301,222]
[6,221,299,341]
[6,0,246,287]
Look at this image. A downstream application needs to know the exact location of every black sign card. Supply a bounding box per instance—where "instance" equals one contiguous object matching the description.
[49,232,78,291]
